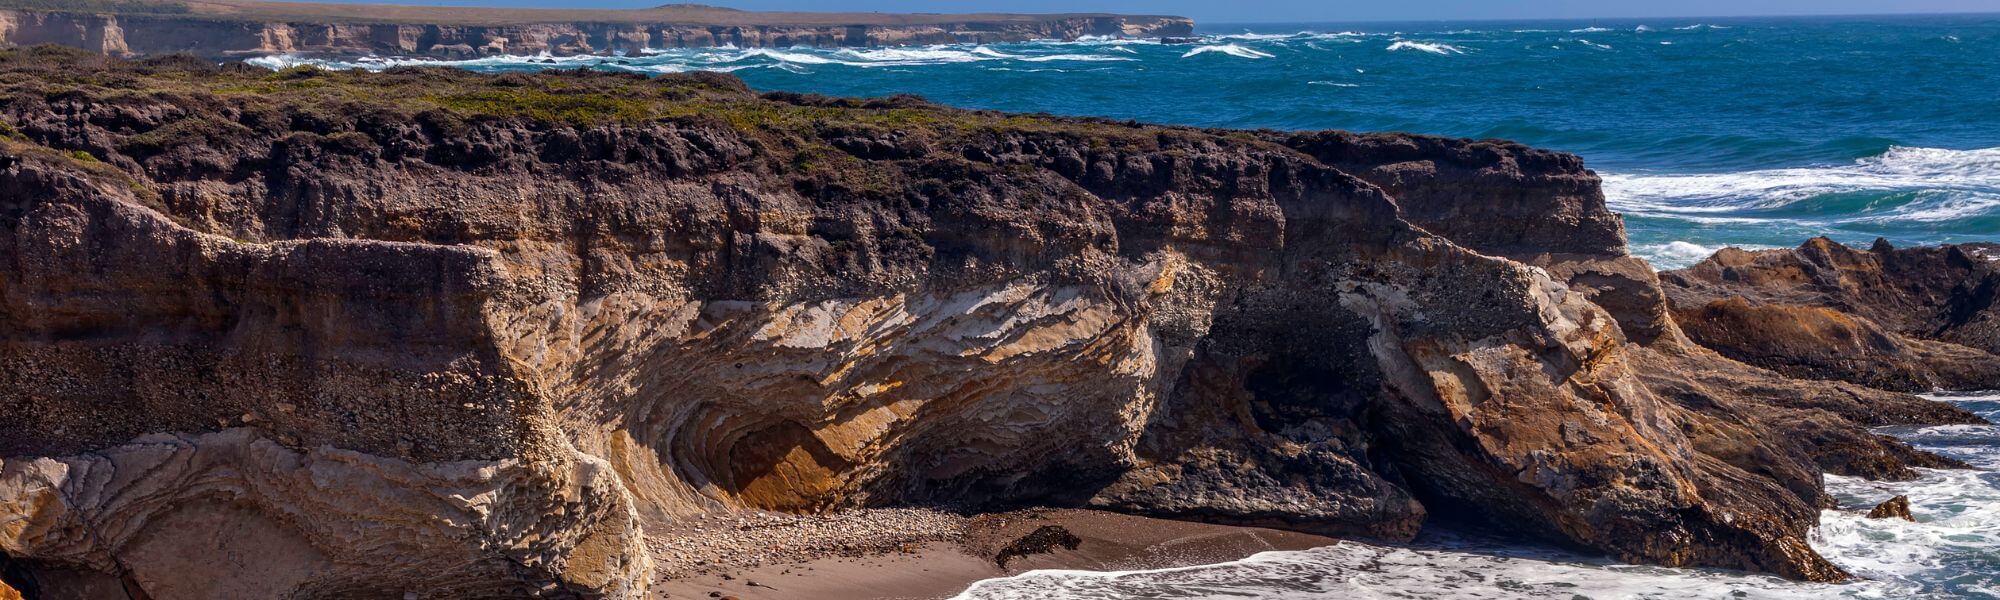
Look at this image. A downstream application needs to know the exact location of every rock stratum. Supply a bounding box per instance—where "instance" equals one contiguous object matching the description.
[0,49,1986,598]
[0,0,1194,59]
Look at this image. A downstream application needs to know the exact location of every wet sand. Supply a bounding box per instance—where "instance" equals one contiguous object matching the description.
[653,508,1336,599]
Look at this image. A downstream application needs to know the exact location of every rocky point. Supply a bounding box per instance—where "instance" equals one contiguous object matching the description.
[0,48,1985,598]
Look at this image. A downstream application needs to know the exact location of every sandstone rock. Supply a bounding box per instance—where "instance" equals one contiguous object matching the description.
[1867,495,1915,521]
[0,53,1979,595]
[1663,237,2000,392]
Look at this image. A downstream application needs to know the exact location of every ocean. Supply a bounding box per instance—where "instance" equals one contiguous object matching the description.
[251,13,2000,271]
[251,14,2000,598]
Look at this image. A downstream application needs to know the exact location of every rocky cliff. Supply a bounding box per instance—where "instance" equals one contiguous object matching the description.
[0,49,1982,598]
[0,1,1194,59]
[1664,237,2000,392]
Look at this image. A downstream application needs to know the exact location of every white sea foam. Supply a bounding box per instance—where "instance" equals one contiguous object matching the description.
[1636,24,1655,32]
[1676,23,1731,30]
[1386,39,1465,55]
[1809,393,2000,596]
[1018,54,1133,62]
[248,41,1136,73]
[1215,31,1299,41]
[970,46,1022,58]
[1635,240,1741,268]
[1308,81,1361,87]
[953,537,1891,599]
[1602,146,2000,223]
[1577,39,1614,50]
[1570,26,1614,33]
[1180,44,1275,59]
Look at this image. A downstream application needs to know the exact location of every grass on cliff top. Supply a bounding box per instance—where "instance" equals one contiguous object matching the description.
[0,45,1235,157]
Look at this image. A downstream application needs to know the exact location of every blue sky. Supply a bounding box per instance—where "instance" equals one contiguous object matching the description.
[328,0,2000,23]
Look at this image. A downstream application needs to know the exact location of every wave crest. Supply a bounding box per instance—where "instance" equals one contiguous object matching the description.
[1181,44,1275,59]
[1386,40,1465,55]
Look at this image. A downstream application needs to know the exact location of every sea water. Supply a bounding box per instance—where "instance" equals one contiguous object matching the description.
[251,14,2000,597]
[252,14,2000,270]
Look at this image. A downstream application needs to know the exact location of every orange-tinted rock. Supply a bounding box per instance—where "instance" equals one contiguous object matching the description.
[1663,238,2000,392]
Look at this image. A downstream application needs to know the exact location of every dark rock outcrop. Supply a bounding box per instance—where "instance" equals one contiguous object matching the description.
[0,51,1979,596]
[994,525,1083,568]
[1867,495,1915,521]
[0,1,1195,59]
[1663,237,2000,392]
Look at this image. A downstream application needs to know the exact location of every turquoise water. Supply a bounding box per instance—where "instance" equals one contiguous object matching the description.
[253,15,2000,597]
[255,14,2000,268]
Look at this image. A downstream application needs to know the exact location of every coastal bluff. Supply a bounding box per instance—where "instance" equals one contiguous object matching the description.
[0,0,1195,59]
[0,49,1986,598]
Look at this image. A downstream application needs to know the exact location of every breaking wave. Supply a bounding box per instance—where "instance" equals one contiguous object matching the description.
[1603,146,2000,218]
[1180,44,1276,59]
[1385,39,1465,55]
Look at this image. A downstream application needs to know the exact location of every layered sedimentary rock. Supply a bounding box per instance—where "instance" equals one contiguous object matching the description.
[0,51,1981,597]
[0,1,1194,59]
[1664,238,2000,392]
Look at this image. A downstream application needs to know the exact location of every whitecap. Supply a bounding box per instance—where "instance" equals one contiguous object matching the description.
[1635,24,1654,32]
[1216,31,1301,41]
[1385,39,1465,55]
[1601,146,2000,224]
[1018,54,1133,62]
[1308,81,1361,87]
[969,46,1022,59]
[1570,26,1613,33]
[1577,39,1614,50]
[1180,44,1275,59]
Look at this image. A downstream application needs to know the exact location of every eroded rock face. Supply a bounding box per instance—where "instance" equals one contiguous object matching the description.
[0,55,1978,596]
[1663,238,2000,392]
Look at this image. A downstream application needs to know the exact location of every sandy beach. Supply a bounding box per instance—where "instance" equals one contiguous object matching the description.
[650,508,1337,599]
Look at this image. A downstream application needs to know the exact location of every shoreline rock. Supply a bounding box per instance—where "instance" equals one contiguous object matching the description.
[1663,237,2000,393]
[1867,495,1916,521]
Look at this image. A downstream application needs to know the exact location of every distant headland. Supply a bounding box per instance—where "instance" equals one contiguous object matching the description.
[0,0,1195,58]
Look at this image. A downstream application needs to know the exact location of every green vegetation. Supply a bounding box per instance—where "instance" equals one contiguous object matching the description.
[430,88,657,128]
[0,44,1273,200]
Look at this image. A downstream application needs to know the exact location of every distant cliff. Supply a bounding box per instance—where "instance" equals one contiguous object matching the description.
[0,1,1195,58]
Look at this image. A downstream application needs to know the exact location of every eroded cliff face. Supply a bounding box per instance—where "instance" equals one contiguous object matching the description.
[0,8,1194,59]
[0,52,1979,597]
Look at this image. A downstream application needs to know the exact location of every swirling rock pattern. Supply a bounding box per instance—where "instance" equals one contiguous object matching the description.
[0,53,1979,597]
